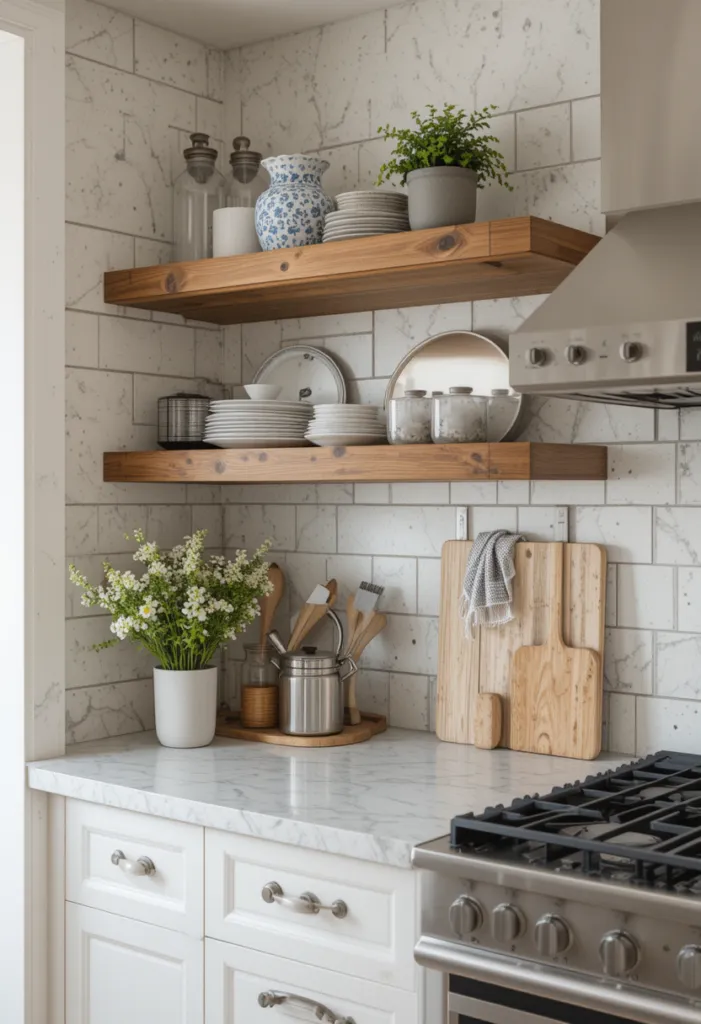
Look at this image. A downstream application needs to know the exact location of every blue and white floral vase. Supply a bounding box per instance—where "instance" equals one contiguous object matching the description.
[255,154,335,250]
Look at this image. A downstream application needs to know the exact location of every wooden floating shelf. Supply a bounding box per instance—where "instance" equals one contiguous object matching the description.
[103,217,600,325]
[104,443,607,485]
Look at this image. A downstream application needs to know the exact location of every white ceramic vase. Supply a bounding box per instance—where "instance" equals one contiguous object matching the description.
[153,666,218,748]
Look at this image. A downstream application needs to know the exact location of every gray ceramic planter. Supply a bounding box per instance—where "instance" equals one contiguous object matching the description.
[407,166,478,230]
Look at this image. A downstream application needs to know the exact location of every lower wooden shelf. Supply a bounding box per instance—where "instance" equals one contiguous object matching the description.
[104,442,607,484]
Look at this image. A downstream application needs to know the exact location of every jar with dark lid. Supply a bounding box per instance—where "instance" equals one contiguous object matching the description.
[173,133,226,261]
[432,387,488,443]
[227,136,266,208]
[157,393,212,450]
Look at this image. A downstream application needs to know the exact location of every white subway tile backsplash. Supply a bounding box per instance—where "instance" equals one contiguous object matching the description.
[471,506,518,537]
[679,409,701,440]
[315,334,373,380]
[655,507,701,566]
[678,569,701,632]
[571,96,601,161]
[678,443,701,504]
[224,505,296,552]
[99,317,195,377]
[498,480,530,504]
[338,506,454,558]
[223,325,242,385]
[417,559,442,617]
[519,397,655,444]
[606,694,636,754]
[359,614,438,675]
[372,557,417,614]
[617,565,674,630]
[195,329,225,383]
[355,669,390,716]
[66,0,134,71]
[325,555,373,607]
[355,483,390,504]
[450,481,498,505]
[133,374,221,426]
[603,628,653,694]
[374,302,473,377]
[657,632,701,701]
[518,506,560,541]
[516,102,571,170]
[66,679,155,745]
[134,21,209,95]
[389,674,429,730]
[573,507,652,563]
[66,224,134,315]
[66,310,99,368]
[635,696,701,756]
[296,505,337,554]
[97,504,192,553]
[607,444,676,505]
[392,483,450,505]
[657,410,680,442]
[66,506,99,557]
[66,616,155,690]
[531,478,606,505]
[281,312,373,340]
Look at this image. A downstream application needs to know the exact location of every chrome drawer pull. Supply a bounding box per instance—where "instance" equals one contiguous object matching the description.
[111,849,156,877]
[258,990,355,1023]
[261,880,348,919]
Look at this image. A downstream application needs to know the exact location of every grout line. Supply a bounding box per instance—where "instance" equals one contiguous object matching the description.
[67,50,224,104]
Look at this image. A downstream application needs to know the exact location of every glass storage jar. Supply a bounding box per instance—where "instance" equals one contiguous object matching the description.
[173,133,226,262]
[387,389,432,444]
[487,388,521,441]
[227,136,266,208]
[431,387,488,443]
[240,642,278,729]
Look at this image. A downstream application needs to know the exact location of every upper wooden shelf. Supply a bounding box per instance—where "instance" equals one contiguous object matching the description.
[103,217,600,326]
[104,443,607,485]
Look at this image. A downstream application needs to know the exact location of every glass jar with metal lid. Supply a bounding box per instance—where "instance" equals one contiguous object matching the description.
[173,133,227,261]
[431,387,488,443]
[387,389,432,444]
[488,388,521,440]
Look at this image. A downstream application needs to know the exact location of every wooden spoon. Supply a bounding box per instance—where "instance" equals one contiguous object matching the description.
[345,612,388,727]
[259,563,285,645]
[288,579,338,651]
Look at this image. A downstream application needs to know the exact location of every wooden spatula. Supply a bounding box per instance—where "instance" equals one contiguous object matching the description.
[259,563,285,645]
[344,612,388,727]
[510,544,602,760]
[288,579,337,651]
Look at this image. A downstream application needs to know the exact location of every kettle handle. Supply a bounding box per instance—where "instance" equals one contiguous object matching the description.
[327,609,344,657]
[339,655,357,683]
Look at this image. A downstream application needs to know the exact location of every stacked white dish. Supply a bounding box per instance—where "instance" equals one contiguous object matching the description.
[323,190,409,242]
[305,404,387,446]
[204,399,313,448]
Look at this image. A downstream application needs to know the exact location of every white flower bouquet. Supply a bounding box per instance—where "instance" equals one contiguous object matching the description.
[69,529,273,672]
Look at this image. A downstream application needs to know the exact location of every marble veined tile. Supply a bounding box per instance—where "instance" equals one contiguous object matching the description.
[65,680,155,745]
[134,21,209,97]
[66,0,134,72]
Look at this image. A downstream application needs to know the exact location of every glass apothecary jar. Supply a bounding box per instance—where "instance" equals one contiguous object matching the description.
[240,642,279,729]
[488,388,521,441]
[387,389,432,444]
[173,133,226,262]
[432,387,488,443]
[227,136,266,207]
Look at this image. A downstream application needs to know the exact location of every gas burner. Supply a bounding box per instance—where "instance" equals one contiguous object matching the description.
[560,822,618,840]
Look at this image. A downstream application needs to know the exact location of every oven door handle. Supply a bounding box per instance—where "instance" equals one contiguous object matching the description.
[415,936,701,1024]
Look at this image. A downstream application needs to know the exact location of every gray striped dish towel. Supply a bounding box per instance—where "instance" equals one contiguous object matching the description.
[459,530,524,637]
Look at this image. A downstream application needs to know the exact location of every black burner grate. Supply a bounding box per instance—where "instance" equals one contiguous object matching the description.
[451,751,701,888]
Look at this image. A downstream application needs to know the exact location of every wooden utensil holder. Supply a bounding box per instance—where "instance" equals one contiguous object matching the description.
[241,685,279,729]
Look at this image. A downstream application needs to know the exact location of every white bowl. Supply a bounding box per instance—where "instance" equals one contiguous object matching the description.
[244,384,283,401]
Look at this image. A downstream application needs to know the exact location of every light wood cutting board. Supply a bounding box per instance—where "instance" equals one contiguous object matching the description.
[510,544,602,760]
[436,540,606,753]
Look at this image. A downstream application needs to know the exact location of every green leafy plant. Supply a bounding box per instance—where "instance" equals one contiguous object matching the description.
[376,103,512,189]
[69,530,272,672]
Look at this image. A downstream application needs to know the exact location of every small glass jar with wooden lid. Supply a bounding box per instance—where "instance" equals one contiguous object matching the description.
[240,643,279,729]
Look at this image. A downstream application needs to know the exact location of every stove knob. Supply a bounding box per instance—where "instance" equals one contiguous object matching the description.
[566,344,586,366]
[492,904,525,944]
[534,914,571,957]
[449,896,483,938]
[677,945,701,990]
[599,931,639,977]
[526,347,546,368]
[620,341,642,363]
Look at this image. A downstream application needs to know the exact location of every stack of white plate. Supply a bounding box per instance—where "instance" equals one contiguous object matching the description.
[204,399,313,449]
[323,190,409,243]
[305,404,387,446]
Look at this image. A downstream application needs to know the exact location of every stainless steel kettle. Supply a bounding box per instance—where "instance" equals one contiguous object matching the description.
[268,611,357,736]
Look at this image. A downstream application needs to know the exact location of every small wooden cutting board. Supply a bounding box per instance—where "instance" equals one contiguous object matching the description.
[510,543,602,760]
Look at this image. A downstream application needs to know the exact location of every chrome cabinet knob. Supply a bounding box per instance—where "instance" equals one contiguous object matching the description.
[111,849,156,877]
[492,903,525,944]
[449,896,483,938]
[620,340,642,363]
[677,945,701,990]
[566,344,586,365]
[534,914,571,956]
[526,347,547,368]
[599,930,639,977]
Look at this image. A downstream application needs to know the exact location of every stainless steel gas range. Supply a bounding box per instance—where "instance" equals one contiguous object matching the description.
[413,752,701,1024]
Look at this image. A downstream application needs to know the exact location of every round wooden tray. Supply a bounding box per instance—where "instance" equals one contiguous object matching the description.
[215,711,387,747]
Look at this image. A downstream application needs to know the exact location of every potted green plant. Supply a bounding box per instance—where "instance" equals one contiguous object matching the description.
[69,529,272,748]
[376,103,511,230]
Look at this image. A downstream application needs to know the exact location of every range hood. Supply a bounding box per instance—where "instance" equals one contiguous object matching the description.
[510,0,701,409]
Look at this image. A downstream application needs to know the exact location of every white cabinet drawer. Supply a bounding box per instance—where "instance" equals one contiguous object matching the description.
[206,938,418,1024]
[66,903,203,1024]
[66,800,204,935]
[205,830,418,991]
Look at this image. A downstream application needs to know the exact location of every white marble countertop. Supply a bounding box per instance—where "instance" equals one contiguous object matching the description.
[28,730,627,868]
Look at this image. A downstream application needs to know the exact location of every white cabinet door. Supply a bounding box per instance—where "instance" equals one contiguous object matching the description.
[205,939,419,1024]
[66,903,203,1024]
